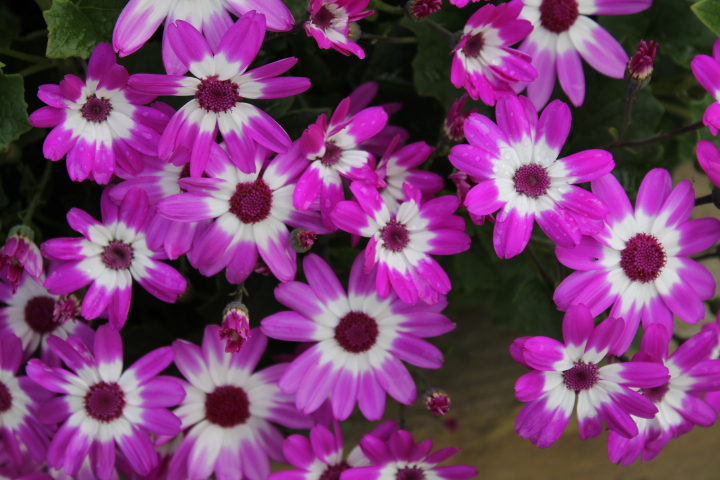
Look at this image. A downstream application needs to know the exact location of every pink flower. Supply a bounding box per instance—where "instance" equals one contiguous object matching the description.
[0,227,44,294]
[691,38,720,136]
[305,0,374,58]
[696,139,720,188]
[444,94,477,143]
[219,301,250,353]
[626,40,658,89]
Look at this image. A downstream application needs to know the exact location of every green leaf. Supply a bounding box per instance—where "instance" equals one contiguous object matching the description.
[0,74,31,153]
[44,0,127,59]
[692,0,720,36]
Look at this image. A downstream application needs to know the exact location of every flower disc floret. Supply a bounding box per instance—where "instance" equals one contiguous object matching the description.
[205,385,250,427]
[229,179,274,224]
[84,382,126,422]
[396,468,426,480]
[101,240,134,270]
[24,296,56,334]
[319,461,350,480]
[0,382,11,412]
[619,233,666,283]
[334,311,379,353]
[81,95,113,122]
[640,383,669,404]
[195,76,242,113]
[563,362,598,392]
[539,0,579,33]
[513,164,551,198]
[380,219,410,252]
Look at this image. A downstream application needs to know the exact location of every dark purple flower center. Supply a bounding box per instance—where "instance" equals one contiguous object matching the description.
[205,385,250,428]
[620,233,666,283]
[462,33,485,58]
[381,219,410,252]
[396,468,426,480]
[84,382,126,422]
[313,5,336,30]
[563,362,598,392]
[539,0,579,34]
[319,461,351,480]
[229,178,273,224]
[24,296,59,334]
[334,311,379,354]
[102,240,134,270]
[320,142,343,166]
[81,95,112,123]
[513,164,551,198]
[196,76,242,113]
[641,382,669,403]
[0,381,11,413]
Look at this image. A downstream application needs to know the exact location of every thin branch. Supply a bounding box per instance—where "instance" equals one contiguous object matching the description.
[360,33,417,43]
[610,120,704,149]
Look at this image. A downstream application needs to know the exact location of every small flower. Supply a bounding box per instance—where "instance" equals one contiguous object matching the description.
[449,0,489,7]
[443,94,477,143]
[425,388,451,415]
[691,39,720,136]
[0,226,44,294]
[625,40,658,90]
[29,43,165,184]
[406,0,442,21]
[697,140,720,189]
[513,304,669,448]
[305,0,375,58]
[451,0,537,105]
[219,301,250,353]
[26,326,185,479]
[52,294,82,325]
[290,228,317,253]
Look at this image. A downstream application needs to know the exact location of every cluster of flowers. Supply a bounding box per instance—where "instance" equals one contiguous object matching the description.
[2,0,720,476]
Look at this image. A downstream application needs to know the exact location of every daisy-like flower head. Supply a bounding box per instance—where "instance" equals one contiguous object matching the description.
[0,226,44,294]
[608,325,720,465]
[268,420,398,480]
[451,0,537,106]
[26,325,185,480]
[168,326,312,480]
[513,304,669,448]
[114,0,294,74]
[261,253,457,420]
[0,274,94,367]
[29,43,166,184]
[158,143,326,284]
[449,95,614,259]
[332,182,470,305]
[341,429,478,480]
[554,169,720,355]
[128,13,311,177]
[0,333,53,467]
[305,0,374,59]
[517,0,652,109]
[691,39,720,136]
[41,187,187,330]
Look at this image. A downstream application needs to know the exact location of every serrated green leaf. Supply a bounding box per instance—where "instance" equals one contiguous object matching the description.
[0,74,31,153]
[44,0,127,59]
[692,0,720,36]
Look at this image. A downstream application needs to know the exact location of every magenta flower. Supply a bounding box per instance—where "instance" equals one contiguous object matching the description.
[517,0,652,108]
[219,301,250,353]
[168,326,312,480]
[608,325,720,465]
[450,0,489,7]
[554,169,720,354]
[29,43,165,184]
[626,39,658,89]
[696,139,720,188]
[114,0,294,74]
[513,304,669,448]
[158,143,326,284]
[261,253,456,420]
[0,274,94,367]
[26,325,185,479]
[0,227,44,294]
[451,0,536,105]
[444,94,477,143]
[41,187,187,330]
[341,429,478,480]
[0,333,52,467]
[332,183,470,305]
[449,95,614,259]
[305,0,374,58]
[691,39,720,136]
[128,14,311,177]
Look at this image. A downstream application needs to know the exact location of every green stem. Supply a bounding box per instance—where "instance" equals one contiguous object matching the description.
[371,0,403,14]
[359,33,417,43]
[616,90,637,144]
[423,18,458,41]
[526,243,555,291]
[17,60,55,77]
[22,162,53,227]
[610,120,704,149]
[0,48,48,63]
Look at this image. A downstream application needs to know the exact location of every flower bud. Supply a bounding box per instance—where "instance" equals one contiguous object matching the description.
[0,226,43,293]
[53,294,82,325]
[443,94,477,143]
[290,229,317,253]
[625,40,658,90]
[219,302,251,353]
[424,388,451,415]
[406,0,442,21]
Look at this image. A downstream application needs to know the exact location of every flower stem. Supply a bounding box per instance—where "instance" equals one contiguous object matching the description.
[0,47,47,63]
[616,90,637,144]
[526,243,555,291]
[22,162,53,227]
[695,193,713,206]
[360,33,417,43]
[371,0,403,14]
[423,19,458,41]
[610,120,704,149]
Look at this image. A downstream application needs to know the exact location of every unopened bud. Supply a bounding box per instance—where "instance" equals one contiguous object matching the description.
[220,302,251,353]
[443,94,477,143]
[406,0,442,21]
[625,40,657,90]
[424,388,451,416]
[290,229,317,253]
[53,294,82,324]
[0,226,43,293]
[254,259,271,276]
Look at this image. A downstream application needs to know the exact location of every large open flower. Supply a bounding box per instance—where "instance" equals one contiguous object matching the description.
[304,0,374,58]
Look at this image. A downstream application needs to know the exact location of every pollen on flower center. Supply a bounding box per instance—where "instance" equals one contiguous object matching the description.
[539,0,579,34]
[563,362,599,392]
[462,32,485,58]
[320,142,343,166]
[84,382,126,422]
[334,311,379,354]
[620,233,667,283]
[81,95,113,123]
[381,219,410,252]
[195,76,242,113]
[396,468,426,480]
[513,164,551,198]
[102,240,134,270]
[319,461,351,480]
[24,296,59,334]
[205,385,250,428]
[229,178,273,224]
[313,5,336,30]
[0,381,12,412]
[641,382,670,403]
